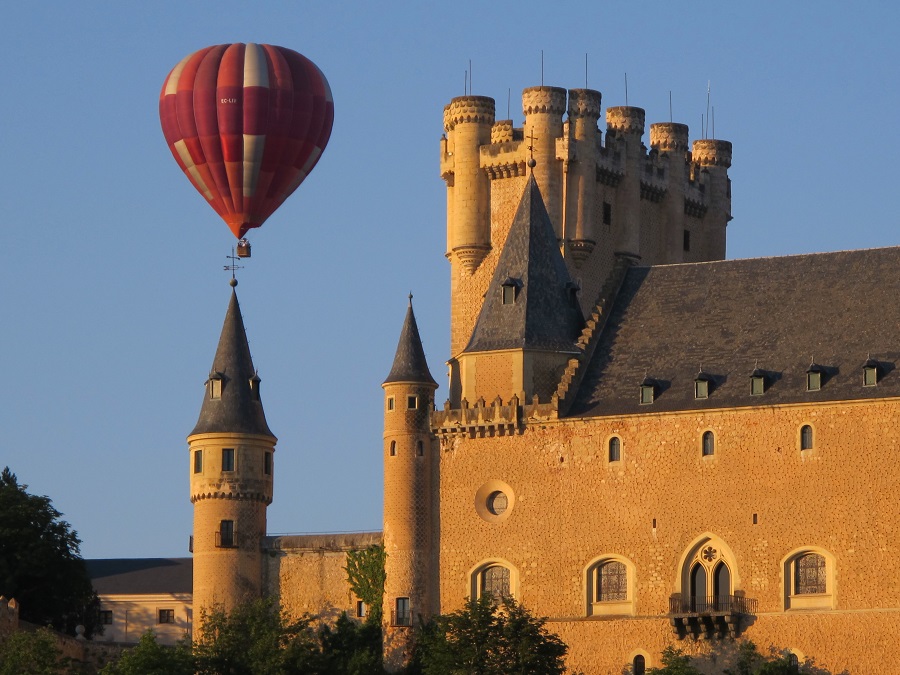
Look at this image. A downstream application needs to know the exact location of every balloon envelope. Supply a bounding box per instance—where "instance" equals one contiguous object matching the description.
[160,43,333,239]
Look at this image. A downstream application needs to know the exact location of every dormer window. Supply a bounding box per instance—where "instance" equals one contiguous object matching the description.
[863,359,879,387]
[806,364,823,392]
[565,281,580,308]
[249,373,261,401]
[208,372,224,400]
[640,378,656,405]
[750,368,766,396]
[694,372,712,400]
[501,277,522,305]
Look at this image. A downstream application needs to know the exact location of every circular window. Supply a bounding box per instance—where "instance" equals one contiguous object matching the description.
[487,491,508,515]
[474,480,515,523]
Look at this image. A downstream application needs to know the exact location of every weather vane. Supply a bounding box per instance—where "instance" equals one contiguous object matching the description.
[224,247,244,286]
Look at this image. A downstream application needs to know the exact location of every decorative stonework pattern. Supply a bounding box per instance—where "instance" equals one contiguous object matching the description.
[521,86,567,117]
[446,95,496,130]
[692,139,733,168]
[606,106,646,134]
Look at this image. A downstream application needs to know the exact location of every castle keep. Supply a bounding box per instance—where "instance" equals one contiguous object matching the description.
[176,83,900,674]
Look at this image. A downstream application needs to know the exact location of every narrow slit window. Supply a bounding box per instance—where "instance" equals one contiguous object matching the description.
[193,450,203,474]
[389,441,396,457]
[603,201,612,225]
[387,397,395,411]
[702,431,715,457]
[800,425,813,451]
[683,229,691,252]
[416,440,424,457]
[608,437,621,462]
[263,451,272,475]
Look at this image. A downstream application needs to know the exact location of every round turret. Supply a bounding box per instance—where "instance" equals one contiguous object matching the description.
[692,139,732,168]
[445,95,496,130]
[606,106,646,136]
[522,87,567,238]
[567,88,602,121]
[491,119,515,144]
[650,123,689,153]
[522,86,567,116]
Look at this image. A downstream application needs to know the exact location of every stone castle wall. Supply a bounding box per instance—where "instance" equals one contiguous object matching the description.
[435,398,900,673]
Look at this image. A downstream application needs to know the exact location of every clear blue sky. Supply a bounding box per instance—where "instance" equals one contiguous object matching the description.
[3,2,898,559]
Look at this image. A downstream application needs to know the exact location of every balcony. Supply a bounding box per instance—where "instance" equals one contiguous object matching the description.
[390,610,412,627]
[669,594,757,639]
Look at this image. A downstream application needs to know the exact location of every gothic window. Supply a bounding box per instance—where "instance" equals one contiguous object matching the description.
[795,553,827,595]
[597,561,627,601]
[222,448,235,472]
[481,565,511,599]
[800,425,813,451]
[702,431,715,457]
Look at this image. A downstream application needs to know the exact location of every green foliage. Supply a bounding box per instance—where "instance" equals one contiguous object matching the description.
[647,646,702,675]
[0,467,100,636]
[0,627,63,675]
[316,612,384,675]
[99,630,193,675]
[411,594,569,675]
[192,597,320,674]
[345,544,386,625]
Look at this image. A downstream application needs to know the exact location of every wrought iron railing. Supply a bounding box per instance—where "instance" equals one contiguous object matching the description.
[390,610,412,627]
[669,594,757,615]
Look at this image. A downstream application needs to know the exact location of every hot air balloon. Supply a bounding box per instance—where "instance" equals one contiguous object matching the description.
[159,43,333,257]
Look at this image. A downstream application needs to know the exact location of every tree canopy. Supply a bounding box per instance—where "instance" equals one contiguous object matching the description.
[411,594,569,675]
[0,467,99,636]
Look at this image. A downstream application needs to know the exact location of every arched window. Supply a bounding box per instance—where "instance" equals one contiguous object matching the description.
[795,553,826,594]
[676,536,740,615]
[633,655,646,675]
[608,437,621,462]
[480,565,510,599]
[800,425,813,451]
[389,441,396,457]
[597,561,627,601]
[702,431,715,456]
[784,548,834,610]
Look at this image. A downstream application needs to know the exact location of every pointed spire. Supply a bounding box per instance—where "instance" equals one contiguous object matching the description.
[465,175,584,353]
[190,289,274,437]
[383,296,437,386]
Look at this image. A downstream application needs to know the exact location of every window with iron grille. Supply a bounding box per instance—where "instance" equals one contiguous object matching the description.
[795,553,827,594]
[597,561,627,601]
[481,565,510,599]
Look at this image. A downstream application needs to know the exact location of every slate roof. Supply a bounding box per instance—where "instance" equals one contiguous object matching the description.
[383,298,437,386]
[190,289,274,437]
[86,558,192,595]
[465,176,584,353]
[569,247,900,417]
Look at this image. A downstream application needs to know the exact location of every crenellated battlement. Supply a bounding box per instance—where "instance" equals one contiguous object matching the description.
[431,395,559,437]
[441,82,733,361]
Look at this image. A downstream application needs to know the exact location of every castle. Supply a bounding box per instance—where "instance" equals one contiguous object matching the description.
[94,83,899,674]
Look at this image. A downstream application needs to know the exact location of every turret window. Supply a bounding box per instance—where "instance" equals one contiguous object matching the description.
[393,597,411,627]
[222,448,235,472]
[390,441,396,457]
[387,397,395,411]
[264,451,272,475]
[249,375,261,401]
[407,396,418,410]
[208,373,223,400]
[417,440,424,457]
[683,229,691,252]
[603,201,612,225]
[217,520,235,548]
[193,450,203,474]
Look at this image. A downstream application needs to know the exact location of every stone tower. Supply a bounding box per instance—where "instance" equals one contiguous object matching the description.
[187,281,276,623]
[441,86,733,404]
[381,297,438,671]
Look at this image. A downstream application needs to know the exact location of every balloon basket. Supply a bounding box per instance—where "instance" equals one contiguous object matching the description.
[236,239,251,258]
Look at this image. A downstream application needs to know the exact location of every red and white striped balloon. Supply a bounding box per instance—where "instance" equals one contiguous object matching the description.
[160,43,333,239]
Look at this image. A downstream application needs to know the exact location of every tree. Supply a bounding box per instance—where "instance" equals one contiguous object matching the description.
[411,594,569,675]
[345,544,386,625]
[317,612,384,675]
[0,467,99,636]
[0,627,64,675]
[99,630,193,675]
[192,597,322,674]
[647,646,702,675]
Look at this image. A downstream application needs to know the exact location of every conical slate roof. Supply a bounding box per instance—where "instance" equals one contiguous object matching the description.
[383,297,437,386]
[190,289,274,437]
[465,175,584,353]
